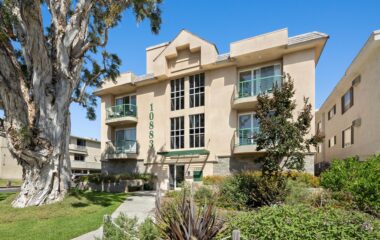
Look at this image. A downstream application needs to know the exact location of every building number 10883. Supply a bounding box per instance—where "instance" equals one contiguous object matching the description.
[149,103,154,147]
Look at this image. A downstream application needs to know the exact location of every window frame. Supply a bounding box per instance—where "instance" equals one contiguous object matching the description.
[74,154,85,161]
[76,138,86,147]
[328,135,337,148]
[341,87,354,114]
[189,73,205,108]
[342,126,354,148]
[170,116,185,149]
[328,105,336,120]
[189,114,205,148]
[170,78,185,111]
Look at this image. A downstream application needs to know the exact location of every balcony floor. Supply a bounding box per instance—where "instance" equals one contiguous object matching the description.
[105,116,138,126]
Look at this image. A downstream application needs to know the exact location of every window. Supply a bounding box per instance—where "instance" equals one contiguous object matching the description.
[317,121,322,133]
[77,139,86,147]
[115,95,136,106]
[317,143,322,153]
[114,95,137,116]
[115,128,137,153]
[189,73,205,108]
[170,117,184,149]
[342,127,354,148]
[328,136,337,148]
[74,154,85,161]
[328,105,336,120]
[189,114,205,148]
[238,113,260,145]
[238,64,281,97]
[170,78,184,111]
[341,87,354,114]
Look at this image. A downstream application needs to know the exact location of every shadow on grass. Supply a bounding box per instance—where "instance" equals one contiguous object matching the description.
[69,190,126,207]
[0,193,14,202]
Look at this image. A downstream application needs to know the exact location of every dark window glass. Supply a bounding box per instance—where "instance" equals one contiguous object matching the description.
[341,87,354,114]
[171,117,184,149]
[189,73,205,108]
[189,114,205,148]
[171,78,184,111]
[74,154,85,161]
[77,139,86,146]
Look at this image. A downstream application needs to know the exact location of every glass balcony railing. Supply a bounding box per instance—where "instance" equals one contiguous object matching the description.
[237,75,282,99]
[106,140,137,154]
[106,104,137,120]
[236,128,260,146]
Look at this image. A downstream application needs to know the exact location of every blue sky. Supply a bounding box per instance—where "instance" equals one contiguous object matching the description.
[70,0,380,139]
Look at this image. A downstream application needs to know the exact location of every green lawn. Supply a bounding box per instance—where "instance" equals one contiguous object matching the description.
[0,179,23,187]
[0,191,127,240]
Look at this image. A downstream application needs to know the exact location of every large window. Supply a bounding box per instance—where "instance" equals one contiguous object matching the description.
[238,64,281,98]
[342,127,354,148]
[74,154,85,161]
[115,128,137,153]
[170,78,185,111]
[328,105,336,120]
[170,117,184,149]
[77,138,86,147]
[341,87,353,114]
[328,136,337,148]
[189,73,205,108]
[238,113,260,145]
[189,114,205,148]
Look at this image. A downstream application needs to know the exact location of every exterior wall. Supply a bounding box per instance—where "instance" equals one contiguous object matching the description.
[0,135,22,179]
[97,29,327,189]
[315,31,380,166]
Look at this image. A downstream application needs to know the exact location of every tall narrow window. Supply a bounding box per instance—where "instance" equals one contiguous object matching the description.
[171,117,184,149]
[238,113,260,145]
[189,73,205,108]
[328,105,336,120]
[328,136,336,148]
[171,78,184,111]
[342,126,354,148]
[189,114,205,148]
[341,87,354,114]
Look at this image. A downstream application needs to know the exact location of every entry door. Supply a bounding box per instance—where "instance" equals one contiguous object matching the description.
[169,164,185,190]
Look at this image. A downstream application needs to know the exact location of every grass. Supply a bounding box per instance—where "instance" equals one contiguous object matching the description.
[0,179,23,187]
[0,190,127,240]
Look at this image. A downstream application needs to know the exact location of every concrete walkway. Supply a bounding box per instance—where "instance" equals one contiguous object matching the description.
[72,191,157,240]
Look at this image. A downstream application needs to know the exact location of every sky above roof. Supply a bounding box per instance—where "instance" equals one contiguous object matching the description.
[70,0,380,139]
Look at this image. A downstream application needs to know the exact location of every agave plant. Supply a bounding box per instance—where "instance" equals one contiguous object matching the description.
[155,186,224,240]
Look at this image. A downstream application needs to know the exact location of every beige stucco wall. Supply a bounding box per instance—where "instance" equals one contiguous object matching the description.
[315,31,380,164]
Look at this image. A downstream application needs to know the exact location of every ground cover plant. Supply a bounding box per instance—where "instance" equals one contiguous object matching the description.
[0,191,126,240]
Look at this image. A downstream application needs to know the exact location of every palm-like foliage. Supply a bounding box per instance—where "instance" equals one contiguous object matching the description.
[155,188,224,240]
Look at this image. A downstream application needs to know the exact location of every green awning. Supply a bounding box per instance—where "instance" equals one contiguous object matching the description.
[157,149,210,157]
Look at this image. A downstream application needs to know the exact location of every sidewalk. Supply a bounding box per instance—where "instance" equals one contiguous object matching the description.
[72,191,157,240]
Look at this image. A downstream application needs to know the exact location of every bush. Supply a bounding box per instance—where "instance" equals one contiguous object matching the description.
[194,185,214,205]
[284,171,320,187]
[79,173,155,184]
[218,172,287,210]
[217,205,380,240]
[203,175,226,186]
[320,156,380,215]
[138,218,160,240]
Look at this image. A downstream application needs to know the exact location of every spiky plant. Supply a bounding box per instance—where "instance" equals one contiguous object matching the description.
[155,187,224,240]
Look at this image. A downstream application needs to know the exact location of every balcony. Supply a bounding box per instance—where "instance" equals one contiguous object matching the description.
[232,75,282,110]
[69,144,88,153]
[103,140,138,160]
[106,104,137,126]
[233,128,262,154]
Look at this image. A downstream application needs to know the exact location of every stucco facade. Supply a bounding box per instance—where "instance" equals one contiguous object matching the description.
[315,30,380,171]
[0,135,101,179]
[95,29,328,190]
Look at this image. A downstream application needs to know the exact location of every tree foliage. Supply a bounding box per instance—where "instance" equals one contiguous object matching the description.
[255,74,318,175]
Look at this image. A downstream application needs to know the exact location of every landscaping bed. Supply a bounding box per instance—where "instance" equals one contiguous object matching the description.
[0,190,127,240]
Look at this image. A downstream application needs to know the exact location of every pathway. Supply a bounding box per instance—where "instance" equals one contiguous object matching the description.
[72,191,157,240]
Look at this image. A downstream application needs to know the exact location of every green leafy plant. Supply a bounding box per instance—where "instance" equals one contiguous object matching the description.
[321,156,380,215]
[155,187,224,239]
[138,218,160,240]
[217,205,380,240]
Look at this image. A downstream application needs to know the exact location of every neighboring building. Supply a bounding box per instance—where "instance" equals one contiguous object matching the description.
[315,30,380,171]
[94,28,328,190]
[0,133,101,179]
[69,135,102,175]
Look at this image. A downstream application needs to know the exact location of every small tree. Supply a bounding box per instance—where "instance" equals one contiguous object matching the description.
[255,74,318,176]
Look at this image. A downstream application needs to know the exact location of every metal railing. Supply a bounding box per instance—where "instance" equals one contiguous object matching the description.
[235,128,260,146]
[106,104,137,120]
[237,75,282,98]
[69,144,87,152]
[105,140,137,154]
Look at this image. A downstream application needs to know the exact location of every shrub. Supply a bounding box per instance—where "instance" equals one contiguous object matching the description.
[194,185,214,205]
[155,187,224,239]
[203,175,226,186]
[103,214,138,240]
[284,171,320,187]
[320,156,380,215]
[80,173,155,184]
[218,172,287,210]
[138,218,160,240]
[217,205,380,240]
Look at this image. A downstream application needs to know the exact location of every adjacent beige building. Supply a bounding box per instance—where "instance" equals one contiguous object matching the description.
[315,30,380,172]
[0,133,101,179]
[95,29,328,190]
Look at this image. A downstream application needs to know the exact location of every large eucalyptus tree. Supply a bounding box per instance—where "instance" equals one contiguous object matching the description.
[0,0,161,208]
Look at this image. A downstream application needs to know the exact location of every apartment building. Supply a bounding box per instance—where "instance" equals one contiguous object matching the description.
[315,30,380,170]
[95,29,328,190]
[0,133,101,179]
